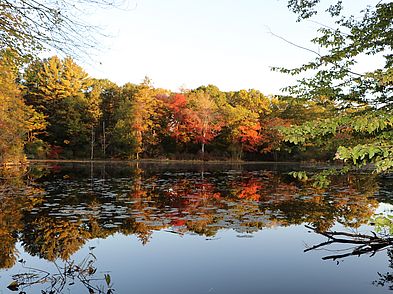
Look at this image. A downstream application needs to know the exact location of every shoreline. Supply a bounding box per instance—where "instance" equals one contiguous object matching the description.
[27,158,304,165]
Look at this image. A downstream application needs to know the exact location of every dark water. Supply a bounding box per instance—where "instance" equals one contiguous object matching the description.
[0,162,393,293]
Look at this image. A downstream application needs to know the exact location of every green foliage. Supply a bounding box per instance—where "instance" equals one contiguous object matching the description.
[280,108,393,172]
[112,95,137,158]
[372,215,393,236]
[277,1,393,173]
[278,2,393,107]
[281,110,393,145]
[23,56,100,156]
[24,139,50,159]
[337,144,393,173]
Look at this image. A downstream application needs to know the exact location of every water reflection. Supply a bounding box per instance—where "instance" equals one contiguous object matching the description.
[0,162,389,271]
[374,249,393,290]
[0,166,45,269]
[304,221,393,291]
[259,174,380,232]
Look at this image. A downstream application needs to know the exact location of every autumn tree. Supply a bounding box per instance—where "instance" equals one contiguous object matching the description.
[23,56,100,157]
[162,93,193,145]
[220,89,270,159]
[226,89,270,116]
[162,87,228,158]
[111,78,167,159]
[221,104,261,159]
[187,90,223,156]
[0,49,45,164]
[195,84,227,108]
[130,78,167,159]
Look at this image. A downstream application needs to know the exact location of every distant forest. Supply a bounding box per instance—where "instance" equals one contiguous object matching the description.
[0,53,339,163]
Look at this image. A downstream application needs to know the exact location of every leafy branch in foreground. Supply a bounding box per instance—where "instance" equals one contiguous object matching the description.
[278,2,393,107]
[281,109,393,173]
[277,1,393,174]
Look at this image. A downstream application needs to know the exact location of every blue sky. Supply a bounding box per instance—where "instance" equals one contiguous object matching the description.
[78,0,382,95]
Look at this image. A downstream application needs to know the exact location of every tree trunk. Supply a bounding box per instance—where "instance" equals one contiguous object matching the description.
[90,127,94,160]
[102,121,106,158]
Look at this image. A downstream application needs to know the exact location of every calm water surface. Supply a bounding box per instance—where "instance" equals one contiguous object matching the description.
[0,162,392,293]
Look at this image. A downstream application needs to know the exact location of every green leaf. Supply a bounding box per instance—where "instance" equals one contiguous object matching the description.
[105,273,111,286]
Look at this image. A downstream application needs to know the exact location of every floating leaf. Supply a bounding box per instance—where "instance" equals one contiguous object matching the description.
[104,274,111,286]
[7,281,19,291]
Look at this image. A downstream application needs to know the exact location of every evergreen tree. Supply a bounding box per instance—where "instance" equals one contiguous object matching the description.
[23,56,99,157]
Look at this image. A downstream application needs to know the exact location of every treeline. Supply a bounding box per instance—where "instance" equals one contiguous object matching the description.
[0,50,338,163]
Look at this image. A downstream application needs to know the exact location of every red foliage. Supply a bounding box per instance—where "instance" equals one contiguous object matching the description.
[191,113,223,145]
[236,178,263,201]
[47,145,63,159]
[163,93,223,147]
[170,219,186,227]
[167,94,187,112]
[237,122,263,152]
[163,94,193,143]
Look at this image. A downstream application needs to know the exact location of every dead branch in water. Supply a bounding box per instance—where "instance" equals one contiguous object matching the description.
[305,225,393,260]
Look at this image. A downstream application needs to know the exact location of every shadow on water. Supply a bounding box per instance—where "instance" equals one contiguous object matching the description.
[1,162,392,292]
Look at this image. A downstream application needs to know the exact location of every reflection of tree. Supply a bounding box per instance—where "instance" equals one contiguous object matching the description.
[0,167,44,268]
[0,163,386,270]
[123,166,162,244]
[0,193,20,268]
[374,250,393,290]
[128,174,225,237]
[224,172,300,232]
[258,174,379,231]
[232,177,263,201]
[21,217,91,261]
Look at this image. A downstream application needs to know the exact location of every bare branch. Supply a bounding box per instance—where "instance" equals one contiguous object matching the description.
[305,225,393,261]
[266,26,322,57]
